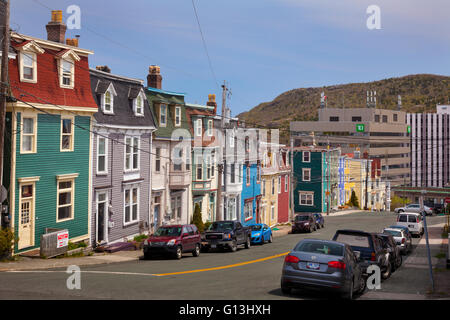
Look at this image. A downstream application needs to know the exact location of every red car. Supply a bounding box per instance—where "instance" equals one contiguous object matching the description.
[143,224,202,259]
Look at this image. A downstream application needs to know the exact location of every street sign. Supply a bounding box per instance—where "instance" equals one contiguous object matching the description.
[356,124,365,132]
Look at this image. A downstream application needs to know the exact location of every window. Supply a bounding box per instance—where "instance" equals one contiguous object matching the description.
[134,95,144,116]
[103,90,114,114]
[302,168,311,181]
[262,179,266,196]
[303,151,310,163]
[185,147,190,170]
[195,119,202,136]
[21,116,36,153]
[170,195,182,220]
[382,115,388,123]
[330,116,339,122]
[61,117,74,151]
[278,176,281,194]
[125,137,139,171]
[160,105,167,126]
[272,178,275,195]
[239,164,242,183]
[60,59,74,88]
[97,136,107,174]
[246,165,250,185]
[257,164,261,183]
[211,153,215,177]
[155,147,161,172]
[285,175,288,192]
[271,206,275,220]
[229,130,235,147]
[206,155,211,179]
[21,52,36,82]
[374,115,380,122]
[244,201,253,220]
[173,148,182,171]
[393,114,398,122]
[230,164,235,183]
[299,192,314,206]
[352,116,362,122]
[196,156,203,180]
[245,137,250,152]
[175,107,181,126]
[207,119,213,136]
[57,179,74,222]
[124,187,139,225]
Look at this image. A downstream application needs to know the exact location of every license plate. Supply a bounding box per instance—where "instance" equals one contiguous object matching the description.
[409,225,414,228]
[211,244,217,248]
[306,262,320,270]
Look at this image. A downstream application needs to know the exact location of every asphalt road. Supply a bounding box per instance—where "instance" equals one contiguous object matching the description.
[0,212,446,300]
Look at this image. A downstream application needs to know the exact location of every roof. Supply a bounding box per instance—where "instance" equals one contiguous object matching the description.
[90,69,156,129]
[146,86,185,97]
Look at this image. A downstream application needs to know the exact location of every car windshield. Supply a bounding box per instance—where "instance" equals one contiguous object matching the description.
[250,225,262,231]
[294,241,343,256]
[154,227,182,237]
[295,215,310,221]
[335,233,370,248]
[384,229,402,237]
[208,222,234,231]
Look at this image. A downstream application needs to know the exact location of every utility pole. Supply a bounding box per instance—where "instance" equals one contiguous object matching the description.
[364,158,369,210]
[216,81,227,221]
[420,189,435,292]
[0,0,10,208]
[290,136,295,222]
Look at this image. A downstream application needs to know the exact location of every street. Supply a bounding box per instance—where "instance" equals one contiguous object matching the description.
[0,212,447,300]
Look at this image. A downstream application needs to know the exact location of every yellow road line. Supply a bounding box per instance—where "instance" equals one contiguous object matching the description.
[155,251,290,276]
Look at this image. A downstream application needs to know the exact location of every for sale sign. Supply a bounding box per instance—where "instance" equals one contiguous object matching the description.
[57,231,69,248]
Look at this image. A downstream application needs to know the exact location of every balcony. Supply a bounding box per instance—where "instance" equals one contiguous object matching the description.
[169,168,191,189]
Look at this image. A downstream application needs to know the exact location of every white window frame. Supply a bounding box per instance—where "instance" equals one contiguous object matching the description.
[229,130,235,148]
[175,106,181,127]
[302,168,311,182]
[196,156,203,180]
[97,135,108,174]
[59,58,75,89]
[160,104,167,127]
[20,114,37,154]
[56,175,78,223]
[303,151,311,163]
[285,175,288,192]
[60,116,74,152]
[155,147,161,173]
[123,186,139,226]
[195,118,202,137]
[20,52,37,83]
[124,136,140,172]
[299,191,314,206]
[244,201,253,221]
[207,119,213,137]
[278,176,281,194]
[133,92,145,116]
[102,83,117,114]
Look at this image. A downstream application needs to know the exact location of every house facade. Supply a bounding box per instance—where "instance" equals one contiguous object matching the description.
[89,68,156,246]
[277,148,291,223]
[145,66,192,229]
[260,142,280,227]
[3,12,97,254]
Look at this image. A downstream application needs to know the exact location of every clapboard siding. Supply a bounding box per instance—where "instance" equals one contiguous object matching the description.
[14,112,91,253]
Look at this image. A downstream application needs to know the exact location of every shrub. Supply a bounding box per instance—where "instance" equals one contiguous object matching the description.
[347,190,360,208]
[390,196,410,210]
[204,221,212,231]
[0,228,17,259]
[133,234,148,242]
[192,203,204,233]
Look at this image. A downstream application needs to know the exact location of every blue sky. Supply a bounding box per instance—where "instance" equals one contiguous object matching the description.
[11,0,450,116]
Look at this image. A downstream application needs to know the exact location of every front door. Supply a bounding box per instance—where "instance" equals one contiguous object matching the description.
[97,192,108,244]
[18,184,34,249]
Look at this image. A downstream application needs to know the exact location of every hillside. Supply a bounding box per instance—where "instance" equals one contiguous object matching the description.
[237,74,450,143]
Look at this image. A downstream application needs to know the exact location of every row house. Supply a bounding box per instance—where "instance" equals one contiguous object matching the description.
[185,97,219,223]
[89,67,156,246]
[260,142,280,227]
[277,148,291,223]
[3,12,97,254]
[145,66,192,229]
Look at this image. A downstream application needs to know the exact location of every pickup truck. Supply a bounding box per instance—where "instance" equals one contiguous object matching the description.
[201,220,251,252]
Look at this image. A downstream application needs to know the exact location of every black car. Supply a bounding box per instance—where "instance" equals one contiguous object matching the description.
[292,213,317,233]
[375,233,402,272]
[202,220,251,252]
[332,229,391,280]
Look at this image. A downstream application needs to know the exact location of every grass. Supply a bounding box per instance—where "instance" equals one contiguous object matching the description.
[133,234,148,242]
[67,241,87,251]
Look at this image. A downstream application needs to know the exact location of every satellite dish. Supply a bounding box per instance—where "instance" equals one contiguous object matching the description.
[0,185,7,203]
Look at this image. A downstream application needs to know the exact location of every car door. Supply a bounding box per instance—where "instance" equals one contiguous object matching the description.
[235,222,244,243]
[263,224,269,241]
[181,226,192,251]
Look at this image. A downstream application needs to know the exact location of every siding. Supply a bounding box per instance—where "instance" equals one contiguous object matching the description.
[293,151,323,213]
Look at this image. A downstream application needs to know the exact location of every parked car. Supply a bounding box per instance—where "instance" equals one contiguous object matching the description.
[427,203,445,214]
[313,213,325,229]
[383,227,412,255]
[387,225,413,240]
[202,220,251,252]
[395,204,432,216]
[396,212,424,237]
[332,229,391,280]
[375,233,402,272]
[292,213,318,233]
[281,239,366,299]
[249,223,273,245]
[143,224,201,260]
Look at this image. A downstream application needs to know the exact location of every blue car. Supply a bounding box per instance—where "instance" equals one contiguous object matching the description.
[313,213,325,229]
[249,224,273,245]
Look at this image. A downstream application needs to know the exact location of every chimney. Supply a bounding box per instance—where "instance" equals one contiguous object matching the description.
[147,65,162,89]
[96,65,111,73]
[46,10,67,43]
[206,94,217,114]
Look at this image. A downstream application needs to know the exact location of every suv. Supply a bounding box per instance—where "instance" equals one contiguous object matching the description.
[202,220,251,252]
[332,229,390,279]
[395,204,432,216]
[396,212,424,237]
[292,213,318,233]
[143,224,202,260]
[383,227,412,255]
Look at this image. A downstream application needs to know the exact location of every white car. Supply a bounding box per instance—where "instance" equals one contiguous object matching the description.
[394,204,432,215]
[396,212,424,237]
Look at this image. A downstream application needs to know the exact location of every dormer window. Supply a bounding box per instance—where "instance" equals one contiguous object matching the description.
[195,119,202,137]
[175,107,181,126]
[56,49,79,89]
[133,91,145,117]
[101,83,116,115]
[22,53,35,81]
[17,40,44,83]
[160,104,167,126]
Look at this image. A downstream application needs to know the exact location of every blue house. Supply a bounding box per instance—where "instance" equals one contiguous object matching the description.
[241,161,261,225]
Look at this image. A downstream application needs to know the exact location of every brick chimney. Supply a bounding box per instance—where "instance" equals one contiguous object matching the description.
[206,94,217,114]
[96,65,111,73]
[46,10,67,43]
[147,65,162,89]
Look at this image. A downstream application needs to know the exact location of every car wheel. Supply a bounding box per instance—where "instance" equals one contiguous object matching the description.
[269,234,273,243]
[245,237,251,249]
[281,282,292,295]
[175,246,182,260]
[398,209,404,213]
[356,275,366,295]
[230,240,237,252]
[381,262,391,280]
[192,244,200,257]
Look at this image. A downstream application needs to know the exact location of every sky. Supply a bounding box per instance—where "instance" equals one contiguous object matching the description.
[10,0,450,116]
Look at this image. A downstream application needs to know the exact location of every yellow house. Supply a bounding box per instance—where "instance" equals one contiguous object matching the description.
[260,143,280,226]
[344,157,370,208]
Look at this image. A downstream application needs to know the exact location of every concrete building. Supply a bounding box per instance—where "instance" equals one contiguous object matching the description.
[290,107,410,186]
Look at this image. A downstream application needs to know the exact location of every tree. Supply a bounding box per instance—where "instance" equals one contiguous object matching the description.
[191,203,204,233]
[347,190,360,208]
